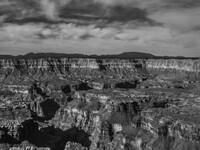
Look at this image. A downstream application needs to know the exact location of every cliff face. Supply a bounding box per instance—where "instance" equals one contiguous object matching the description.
[0,58,199,82]
[147,59,200,72]
[146,59,200,80]
[0,58,147,83]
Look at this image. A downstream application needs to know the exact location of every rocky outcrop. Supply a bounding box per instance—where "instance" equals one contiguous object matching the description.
[147,59,200,80]
[0,59,147,83]
[1,58,200,82]
[147,59,200,72]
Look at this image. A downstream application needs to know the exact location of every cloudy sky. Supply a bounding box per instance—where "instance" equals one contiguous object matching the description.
[0,0,200,56]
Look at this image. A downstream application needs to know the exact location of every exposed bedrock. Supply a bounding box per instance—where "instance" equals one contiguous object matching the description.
[146,59,200,80]
[0,58,199,83]
[1,84,200,150]
[0,58,147,83]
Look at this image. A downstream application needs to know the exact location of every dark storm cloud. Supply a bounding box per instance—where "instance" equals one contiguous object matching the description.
[0,0,200,56]
[0,0,39,16]
[59,0,153,23]
[94,0,200,8]
[1,0,199,24]
[0,0,154,25]
[0,0,71,22]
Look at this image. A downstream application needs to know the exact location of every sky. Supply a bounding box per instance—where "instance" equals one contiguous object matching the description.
[0,0,200,56]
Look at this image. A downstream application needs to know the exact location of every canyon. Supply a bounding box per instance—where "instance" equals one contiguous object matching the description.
[0,56,200,150]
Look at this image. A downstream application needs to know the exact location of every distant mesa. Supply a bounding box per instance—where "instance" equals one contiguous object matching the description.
[0,52,154,59]
[0,52,198,59]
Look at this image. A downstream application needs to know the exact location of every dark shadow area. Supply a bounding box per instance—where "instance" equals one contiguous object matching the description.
[158,125,168,137]
[54,126,91,150]
[0,127,20,145]
[17,120,91,150]
[115,81,139,89]
[29,82,48,99]
[153,101,169,108]
[18,120,60,148]
[135,64,143,69]
[142,77,148,81]
[40,99,60,120]
[35,87,48,98]
[65,64,70,72]
[67,96,73,102]
[28,81,61,121]
[174,84,185,89]
[96,59,106,71]
[103,83,111,89]
[30,98,60,122]
[13,60,22,70]
[61,85,71,94]
[74,82,92,91]
[108,124,114,141]
[31,111,47,122]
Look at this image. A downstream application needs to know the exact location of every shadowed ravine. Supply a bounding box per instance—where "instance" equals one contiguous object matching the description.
[17,120,91,150]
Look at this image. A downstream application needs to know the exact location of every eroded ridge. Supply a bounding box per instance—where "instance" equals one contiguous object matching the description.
[0,58,200,150]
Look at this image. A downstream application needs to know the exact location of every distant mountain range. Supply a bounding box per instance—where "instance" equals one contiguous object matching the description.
[0,52,198,59]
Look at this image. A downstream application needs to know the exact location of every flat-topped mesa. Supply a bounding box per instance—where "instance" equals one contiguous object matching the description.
[146,59,200,80]
[0,58,147,82]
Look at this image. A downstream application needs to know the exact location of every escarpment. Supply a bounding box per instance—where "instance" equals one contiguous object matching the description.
[146,59,200,80]
[0,57,200,150]
[0,58,148,83]
[0,58,200,82]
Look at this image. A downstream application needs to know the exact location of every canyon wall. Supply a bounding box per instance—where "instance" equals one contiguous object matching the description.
[0,58,199,82]
[146,59,200,80]
[0,58,147,83]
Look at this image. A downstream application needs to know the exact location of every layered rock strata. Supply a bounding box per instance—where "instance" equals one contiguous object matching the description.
[0,58,200,150]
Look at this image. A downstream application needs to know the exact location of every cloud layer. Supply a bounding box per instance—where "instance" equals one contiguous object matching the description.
[0,0,200,56]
